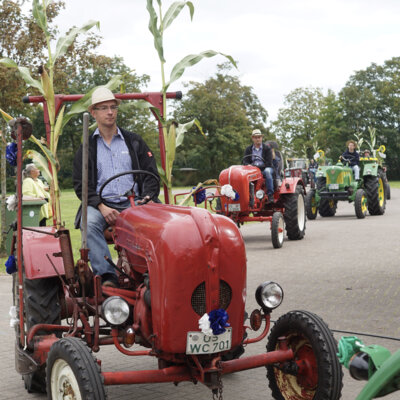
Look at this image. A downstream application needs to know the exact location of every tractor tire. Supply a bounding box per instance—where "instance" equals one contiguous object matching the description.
[305,189,318,220]
[365,172,386,215]
[318,199,337,217]
[47,337,106,400]
[13,275,62,393]
[266,310,343,400]
[354,189,367,219]
[283,186,306,240]
[386,182,391,200]
[271,212,284,249]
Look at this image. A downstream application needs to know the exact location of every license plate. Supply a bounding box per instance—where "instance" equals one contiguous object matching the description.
[329,184,339,190]
[186,328,232,355]
[228,203,240,212]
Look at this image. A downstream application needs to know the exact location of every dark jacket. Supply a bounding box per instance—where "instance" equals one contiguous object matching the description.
[243,143,273,168]
[341,149,359,167]
[73,127,160,210]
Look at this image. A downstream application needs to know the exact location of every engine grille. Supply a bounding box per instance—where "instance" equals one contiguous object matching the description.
[191,280,232,316]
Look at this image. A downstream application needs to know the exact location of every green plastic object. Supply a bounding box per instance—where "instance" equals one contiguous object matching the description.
[4,199,47,254]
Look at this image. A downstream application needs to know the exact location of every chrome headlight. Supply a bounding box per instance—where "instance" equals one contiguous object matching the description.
[256,189,265,200]
[102,296,130,325]
[255,281,284,311]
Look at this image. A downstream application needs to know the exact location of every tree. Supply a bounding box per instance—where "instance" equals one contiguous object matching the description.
[340,57,400,178]
[173,63,268,181]
[270,87,324,159]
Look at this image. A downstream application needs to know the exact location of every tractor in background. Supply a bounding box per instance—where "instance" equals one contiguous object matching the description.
[305,149,387,220]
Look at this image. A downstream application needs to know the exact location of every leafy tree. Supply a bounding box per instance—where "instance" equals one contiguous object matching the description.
[270,87,324,159]
[173,63,268,181]
[340,57,400,178]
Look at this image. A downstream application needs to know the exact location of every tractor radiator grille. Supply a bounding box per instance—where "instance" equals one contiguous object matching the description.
[191,281,232,316]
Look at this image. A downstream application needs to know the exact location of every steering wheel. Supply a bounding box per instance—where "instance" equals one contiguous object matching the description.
[340,156,351,165]
[98,170,160,204]
[242,154,266,165]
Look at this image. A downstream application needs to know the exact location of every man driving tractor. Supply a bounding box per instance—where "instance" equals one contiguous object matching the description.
[243,129,275,202]
[341,139,360,180]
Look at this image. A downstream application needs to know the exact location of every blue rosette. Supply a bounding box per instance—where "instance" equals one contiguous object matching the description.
[6,142,17,166]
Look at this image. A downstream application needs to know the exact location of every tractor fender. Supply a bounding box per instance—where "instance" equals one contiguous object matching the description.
[361,162,380,177]
[279,177,305,194]
[22,227,66,279]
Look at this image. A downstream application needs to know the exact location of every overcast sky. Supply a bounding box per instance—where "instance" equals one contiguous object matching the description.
[50,0,400,122]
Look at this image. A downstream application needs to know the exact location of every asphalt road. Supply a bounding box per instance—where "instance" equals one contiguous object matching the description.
[1,189,399,400]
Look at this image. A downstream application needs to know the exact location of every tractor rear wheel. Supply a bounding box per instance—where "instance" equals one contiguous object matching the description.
[266,310,343,400]
[283,186,306,240]
[305,190,318,220]
[365,171,386,215]
[47,337,106,400]
[355,189,367,219]
[271,212,284,249]
[13,274,61,393]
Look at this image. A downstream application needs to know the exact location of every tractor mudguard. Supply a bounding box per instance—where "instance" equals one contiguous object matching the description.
[361,162,380,177]
[279,177,305,194]
[22,227,66,279]
[114,203,246,354]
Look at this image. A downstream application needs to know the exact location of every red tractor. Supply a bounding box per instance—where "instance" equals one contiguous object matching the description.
[7,96,342,400]
[178,154,306,249]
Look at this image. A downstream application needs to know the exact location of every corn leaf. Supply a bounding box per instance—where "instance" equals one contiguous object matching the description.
[40,66,55,127]
[0,108,13,122]
[32,0,50,36]
[146,0,165,62]
[0,58,44,95]
[166,123,176,179]
[176,118,204,148]
[53,21,100,62]
[157,164,168,186]
[54,105,65,150]
[29,134,57,166]
[24,149,53,184]
[163,1,194,31]
[166,51,237,90]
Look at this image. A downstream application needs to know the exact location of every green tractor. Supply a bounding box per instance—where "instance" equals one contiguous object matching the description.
[305,151,386,220]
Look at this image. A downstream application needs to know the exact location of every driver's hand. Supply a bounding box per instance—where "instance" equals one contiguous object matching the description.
[137,195,152,205]
[98,203,120,226]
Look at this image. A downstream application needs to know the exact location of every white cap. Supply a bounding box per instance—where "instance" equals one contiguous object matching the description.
[88,87,121,111]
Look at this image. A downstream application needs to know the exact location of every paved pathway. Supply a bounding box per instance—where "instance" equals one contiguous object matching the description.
[1,189,399,399]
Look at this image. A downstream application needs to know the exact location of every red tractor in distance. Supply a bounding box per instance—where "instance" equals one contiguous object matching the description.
[7,94,342,400]
[177,153,307,249]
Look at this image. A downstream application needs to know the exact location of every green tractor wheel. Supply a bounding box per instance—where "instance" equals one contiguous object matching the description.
[365,171,386,215]
[354,189,367,219]
[305,190,318,220]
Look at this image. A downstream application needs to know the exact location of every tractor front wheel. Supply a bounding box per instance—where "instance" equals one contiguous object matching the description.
[365,172,386,215]
[305,190,318,220]
[355,189,367,219]
[283,186,306,240]
[266,310,343,400]
[271,212,285,248]
[47,337,106,400]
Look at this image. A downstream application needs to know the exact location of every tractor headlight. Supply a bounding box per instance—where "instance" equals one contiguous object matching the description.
[255,281,283,311]
[102,296,130,325]
[256,190,265,200]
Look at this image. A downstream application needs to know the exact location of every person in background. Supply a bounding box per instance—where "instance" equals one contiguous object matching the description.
[22,163,51,226]
[341,139,360,180]
[308,158,318,183]
[73,87,160,288]
[243,129,275,202]
[363,148,371,158]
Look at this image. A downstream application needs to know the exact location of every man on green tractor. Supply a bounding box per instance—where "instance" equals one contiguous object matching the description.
[341,139,360,180]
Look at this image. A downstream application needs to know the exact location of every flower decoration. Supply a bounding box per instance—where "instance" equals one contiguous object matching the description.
[192,186,206,204]
[6,142,17,166]
[6,194,17,211]
[5,255,16,275]
[199,309,230,336]
[221,184,239,201]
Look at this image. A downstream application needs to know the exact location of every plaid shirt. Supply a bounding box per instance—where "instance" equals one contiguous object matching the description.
[94,128,136,202]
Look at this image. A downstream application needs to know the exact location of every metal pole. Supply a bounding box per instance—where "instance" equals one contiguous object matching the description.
[81,113,89,249]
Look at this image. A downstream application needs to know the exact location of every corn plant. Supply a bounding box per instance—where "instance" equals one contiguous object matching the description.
[0,0,108,227]
[145,0,237,202]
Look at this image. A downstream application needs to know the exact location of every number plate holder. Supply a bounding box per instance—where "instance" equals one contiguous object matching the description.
[186,328,232,355]
[329,183,339,190]
[228,203,240,212]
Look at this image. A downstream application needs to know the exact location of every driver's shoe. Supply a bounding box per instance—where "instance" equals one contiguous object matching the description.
[101,273,119,288]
